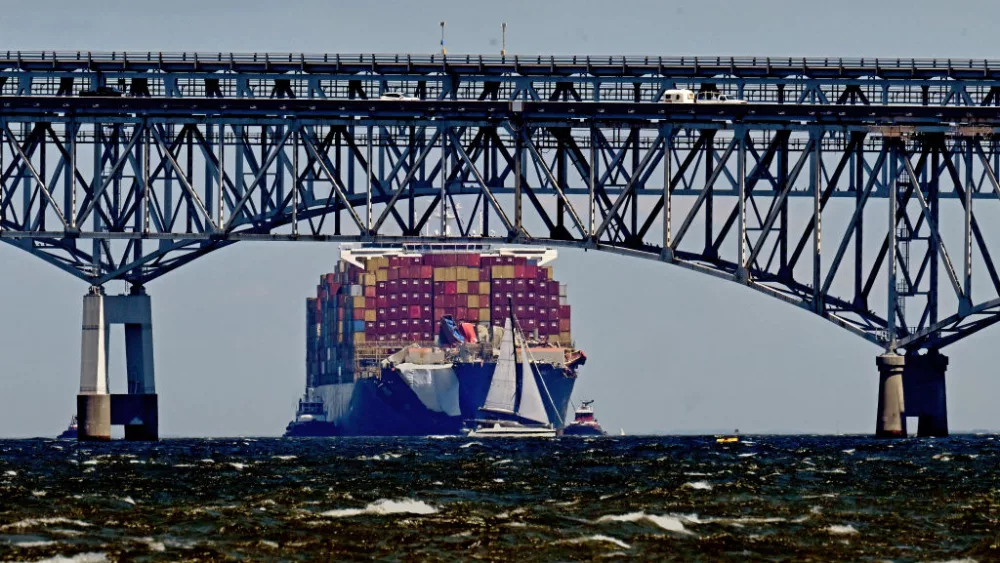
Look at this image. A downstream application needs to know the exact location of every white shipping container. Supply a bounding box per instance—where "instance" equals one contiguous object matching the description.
[349,285,363,296]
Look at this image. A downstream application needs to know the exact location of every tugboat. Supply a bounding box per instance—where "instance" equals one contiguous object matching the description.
[57,415,78,439]
[562,400,608,436]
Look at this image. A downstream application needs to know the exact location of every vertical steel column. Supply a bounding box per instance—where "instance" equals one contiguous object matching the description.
[143,124,150,235]
[853,133,864,302]
[218,122,225,228]
[887,139,898,348]
[588,125,595,237]
[292,126,299,236]
[812,128,822,309]
[515,128,523,235]
[67,121,76,227]
[737,126,747,277]
[662,124,671,252]
[963,136,973,300]
[704,130,715,255]
[366,124,373,234]
[440,125,448,235]
[929,139,940,325]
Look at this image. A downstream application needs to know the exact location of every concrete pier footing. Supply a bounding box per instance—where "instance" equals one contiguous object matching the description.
[77,286,158,441]
[875,351,948,438]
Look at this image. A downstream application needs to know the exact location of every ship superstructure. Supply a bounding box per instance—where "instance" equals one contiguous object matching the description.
[286,243,584,437]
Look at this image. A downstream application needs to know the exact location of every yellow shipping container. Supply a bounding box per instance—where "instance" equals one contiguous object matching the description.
[364,309,376,322]
[543,266,553,280]
[559,331,571,343]
[376,269,388,282]
[373,257,389,269]
[355,332,366,344]
[447,267,458,282]
[468,294,480,308]
[364,273,376,286]
[479,281,491,294]
[490,265,502,279]
[353,295,365,308]
[457,280,468,294]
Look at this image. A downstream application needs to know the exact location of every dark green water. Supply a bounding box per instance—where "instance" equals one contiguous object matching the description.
[0,436,997,561]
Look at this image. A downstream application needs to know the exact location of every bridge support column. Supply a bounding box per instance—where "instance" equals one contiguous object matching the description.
[875,352,948,438]
[76,286,158,441]
[875,354,906,437]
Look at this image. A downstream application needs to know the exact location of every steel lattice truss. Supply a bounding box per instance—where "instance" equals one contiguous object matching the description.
[8,51,1000,106]
[4,96,1000,352]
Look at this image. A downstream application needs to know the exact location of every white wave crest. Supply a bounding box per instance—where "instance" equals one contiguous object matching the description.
[683,480,713,491]
[558,534,632,549]
[32,552,108,563]
[320,498,438,518]
[1,517,92,530]
[827,524,859,535]
[597,512,692,535]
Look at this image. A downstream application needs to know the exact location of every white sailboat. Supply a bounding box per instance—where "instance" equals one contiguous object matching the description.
[467,314,557,438]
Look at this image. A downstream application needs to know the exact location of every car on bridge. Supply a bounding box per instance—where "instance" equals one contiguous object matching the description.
[78,86,123,97]
[659,88,746,104]
[379,91,419,101]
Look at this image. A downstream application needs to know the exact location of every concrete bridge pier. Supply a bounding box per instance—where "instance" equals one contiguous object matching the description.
[77,286,158,441]
[875,351,948,438]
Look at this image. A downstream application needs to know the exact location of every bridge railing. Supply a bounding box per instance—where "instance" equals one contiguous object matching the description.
[1,51,997,73]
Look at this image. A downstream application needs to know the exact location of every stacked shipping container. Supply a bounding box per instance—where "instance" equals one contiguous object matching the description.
[306,248,573,387]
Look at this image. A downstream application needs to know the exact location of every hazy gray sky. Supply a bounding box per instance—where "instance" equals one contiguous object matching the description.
[1,0,999,437]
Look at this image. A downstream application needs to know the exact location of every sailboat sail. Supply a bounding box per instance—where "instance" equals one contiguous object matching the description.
[482,318,517,414]
[517,339,549,425]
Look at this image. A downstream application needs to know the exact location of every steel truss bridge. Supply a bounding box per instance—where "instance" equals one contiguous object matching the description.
[5,51,1000,437]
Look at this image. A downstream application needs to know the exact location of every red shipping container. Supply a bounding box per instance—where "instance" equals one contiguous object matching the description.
[387,268,398,281]
[443,254,456,266]
[445,282,457,295]
[514,265,526,278]
[434,281,446,293]
[444,295,457,307]
[377,295,388,307]
[559,319,571,331]
[456,307,467,320]
[526,265,538,278]
[353,308,365,321]
[560,305,571,318]
[409,305,421,319]
[434,294,446,307]
[389,279,400,291]
[420,266,433,278]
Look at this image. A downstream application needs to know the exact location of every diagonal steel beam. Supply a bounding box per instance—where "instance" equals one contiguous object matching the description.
[449,131,514,235]
[522,133,588,238]
[594,132,664,240]
[671,136,738,249]
[1,123,70,230]
[299,132,366,233]
[149,126,216,232]
[224,126,293,231]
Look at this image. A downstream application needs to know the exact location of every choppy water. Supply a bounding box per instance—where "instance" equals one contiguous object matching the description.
[0,436,997,562]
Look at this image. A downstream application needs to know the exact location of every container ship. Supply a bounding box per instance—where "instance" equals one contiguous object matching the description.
[285,243,586,437]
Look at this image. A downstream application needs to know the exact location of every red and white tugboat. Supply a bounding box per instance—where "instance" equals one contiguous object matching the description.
[57,415,78,439]
[562,400,607,436]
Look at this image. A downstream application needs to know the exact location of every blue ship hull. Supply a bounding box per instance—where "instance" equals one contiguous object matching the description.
[285,361,577,437]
